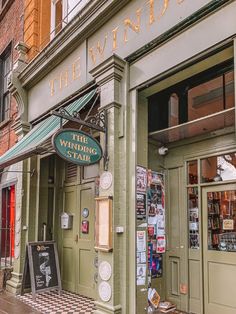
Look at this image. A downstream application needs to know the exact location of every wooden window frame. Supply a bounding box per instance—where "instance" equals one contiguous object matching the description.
[0,46,11,123]
[148,59,234,133]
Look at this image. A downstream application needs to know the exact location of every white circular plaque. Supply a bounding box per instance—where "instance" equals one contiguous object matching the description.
[99,281,112,302]
[100,171,113,190]
[99,261,112,281]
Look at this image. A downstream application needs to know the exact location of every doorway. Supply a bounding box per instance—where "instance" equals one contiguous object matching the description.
[202,184,236,314]
[62,181,96,299]
[61,163,98,299]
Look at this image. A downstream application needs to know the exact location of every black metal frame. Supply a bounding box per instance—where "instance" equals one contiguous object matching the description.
[51,107,109,170]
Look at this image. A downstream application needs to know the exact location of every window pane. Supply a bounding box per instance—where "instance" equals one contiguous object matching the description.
[225,70,234,109]
[3,54,11,93]
[2,94,10,120]
[201,153,236,183]
[188,187,199,249]
[188,76,224,121]
[207,190,236,252]
[187,160,198,185]
[55,0,62,34]
[68,0,89,21]
[168,93,179,127]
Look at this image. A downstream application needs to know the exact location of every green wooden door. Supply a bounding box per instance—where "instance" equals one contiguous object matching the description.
[62,182,96,299]
[61,185,77,292]
[202,185,236,314]
[165,167,188,312]
[75,182,96,299]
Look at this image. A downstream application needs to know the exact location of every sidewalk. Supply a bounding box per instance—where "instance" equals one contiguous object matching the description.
[0,289,95,313]
[0,291,40,314]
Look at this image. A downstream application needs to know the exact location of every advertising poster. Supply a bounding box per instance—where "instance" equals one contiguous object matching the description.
[137,231,146,252]
[148,243,153,270]
[136,193,147,220]
[156,235,166,253]
[151,254,163,278]
[137,251,146,264]
[136,166,147,192]
[137,264,146,286]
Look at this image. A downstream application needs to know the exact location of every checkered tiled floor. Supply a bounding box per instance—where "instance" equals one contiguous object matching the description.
[18,290,95,313]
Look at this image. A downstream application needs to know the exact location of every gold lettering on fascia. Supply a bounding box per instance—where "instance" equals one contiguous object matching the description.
[89,48,96,65]
[89,35,108,65]
[60,70,68,90]
[112,27,119,51]
[72,57,81,80]
[160,0,169,17]
[148,0,155,25]
[49,79,56,97]
[124,8,142,43]
[49,57,82,96]
[97,35,108,56]
[88,0,185,66]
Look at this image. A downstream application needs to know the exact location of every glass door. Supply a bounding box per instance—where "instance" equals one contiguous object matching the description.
[202,184,236,314]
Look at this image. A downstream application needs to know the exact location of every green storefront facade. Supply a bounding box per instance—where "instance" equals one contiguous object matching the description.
[1,1,236,313]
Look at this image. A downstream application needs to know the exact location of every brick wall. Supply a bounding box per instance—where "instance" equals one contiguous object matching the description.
[24,0,39,60]
[0,0,24,156]
[24,0,50,61]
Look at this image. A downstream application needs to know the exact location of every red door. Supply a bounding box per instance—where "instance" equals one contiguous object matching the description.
[1,186,15,258]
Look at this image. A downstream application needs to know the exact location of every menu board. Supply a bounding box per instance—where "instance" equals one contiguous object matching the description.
[21,241,61,299]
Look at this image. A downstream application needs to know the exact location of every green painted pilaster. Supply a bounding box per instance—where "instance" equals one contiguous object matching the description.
[90,55,129,314]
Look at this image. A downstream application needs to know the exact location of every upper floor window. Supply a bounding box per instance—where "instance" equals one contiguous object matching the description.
[50,0,89,39]
[0,48,11,122]
[148,60,235,142]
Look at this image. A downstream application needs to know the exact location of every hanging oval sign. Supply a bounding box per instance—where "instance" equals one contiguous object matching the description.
[52,129,103,166]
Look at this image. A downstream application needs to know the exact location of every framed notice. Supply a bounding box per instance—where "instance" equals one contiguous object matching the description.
[21,241,61,300]
[95,196,113,252]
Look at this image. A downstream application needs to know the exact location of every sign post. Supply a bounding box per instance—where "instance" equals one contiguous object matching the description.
[21,241,62,300]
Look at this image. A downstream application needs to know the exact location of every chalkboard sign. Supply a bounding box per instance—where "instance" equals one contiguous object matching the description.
[21,241,62,299]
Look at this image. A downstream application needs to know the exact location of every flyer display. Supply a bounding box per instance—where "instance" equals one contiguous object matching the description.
[136,166,148,286]
[147,171,165,279]
[136,230,147,286]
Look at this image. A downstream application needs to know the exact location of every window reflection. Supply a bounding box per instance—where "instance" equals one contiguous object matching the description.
[187,160,198,185]
[225,70,234,109]
[168,93,179,127]
[188,76,224,122]
[201,153,236,182]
